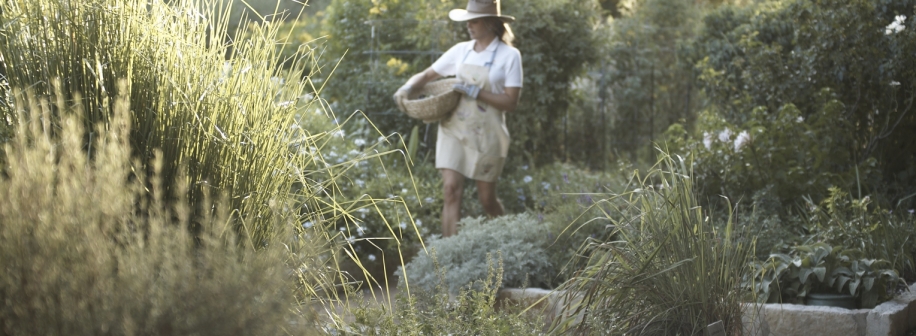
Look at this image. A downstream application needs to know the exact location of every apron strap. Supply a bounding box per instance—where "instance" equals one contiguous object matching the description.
[460,40,500,69]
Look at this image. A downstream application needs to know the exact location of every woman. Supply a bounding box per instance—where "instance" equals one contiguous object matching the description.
[393,0,522,237]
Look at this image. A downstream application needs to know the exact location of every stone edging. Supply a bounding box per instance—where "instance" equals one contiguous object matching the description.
[743,283,916,336]
[498,283,916,336]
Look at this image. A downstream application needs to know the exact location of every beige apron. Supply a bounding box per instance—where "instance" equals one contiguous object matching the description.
[436,43,510,182]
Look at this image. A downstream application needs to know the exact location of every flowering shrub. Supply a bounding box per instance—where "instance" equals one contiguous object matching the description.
[663,89,862,204]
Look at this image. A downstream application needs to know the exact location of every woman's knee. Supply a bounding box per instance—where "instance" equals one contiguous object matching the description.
[443,183,461,200]
[442,177,464,203]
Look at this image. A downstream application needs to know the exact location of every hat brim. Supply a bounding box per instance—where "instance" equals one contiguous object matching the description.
[448,9,515,23]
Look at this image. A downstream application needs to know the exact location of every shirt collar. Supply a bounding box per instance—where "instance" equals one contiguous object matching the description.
[470,38,500,53]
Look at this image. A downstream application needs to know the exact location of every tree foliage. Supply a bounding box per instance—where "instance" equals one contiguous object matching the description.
[679,0,916,205]
[598,0,703,162]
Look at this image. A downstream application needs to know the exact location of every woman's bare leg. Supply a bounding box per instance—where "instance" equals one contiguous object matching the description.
[440,169,465,237]
[476,179,504,218]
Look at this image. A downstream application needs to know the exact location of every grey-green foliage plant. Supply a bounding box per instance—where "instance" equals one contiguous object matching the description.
[690,0,916,204]
[0,0,324,243]
[748,243,903,309]
[398,213,555,294]
[553,151,754,335]
[339,255,546,336]
[0,90,327,335]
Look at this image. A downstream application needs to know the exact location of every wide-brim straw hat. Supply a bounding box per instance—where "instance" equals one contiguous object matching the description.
[402,78,461,123]
[448,0,515,23]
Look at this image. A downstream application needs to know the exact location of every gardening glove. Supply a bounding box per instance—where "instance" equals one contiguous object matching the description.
[452,82,480,99]
[393,84,413,113]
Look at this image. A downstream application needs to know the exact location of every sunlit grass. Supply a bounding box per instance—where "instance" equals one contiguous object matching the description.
[0,0,328,243]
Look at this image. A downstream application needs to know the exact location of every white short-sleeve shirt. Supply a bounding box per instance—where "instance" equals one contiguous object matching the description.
[430,39,523,95]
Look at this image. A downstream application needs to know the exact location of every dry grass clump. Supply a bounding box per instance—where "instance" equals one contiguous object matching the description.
[0,90,326,335]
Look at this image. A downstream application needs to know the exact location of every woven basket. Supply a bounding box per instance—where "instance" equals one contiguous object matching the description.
[402,78,461,123]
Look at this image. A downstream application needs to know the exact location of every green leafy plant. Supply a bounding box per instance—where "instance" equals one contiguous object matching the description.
[803,187,916,278]
[748,243,903,308]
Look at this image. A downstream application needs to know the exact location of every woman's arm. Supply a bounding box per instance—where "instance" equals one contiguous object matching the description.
[477,86,521,112]
[401,67,442,91]
[394,68,442,112]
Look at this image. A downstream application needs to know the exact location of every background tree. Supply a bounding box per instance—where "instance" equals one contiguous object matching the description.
[597,0,703,162]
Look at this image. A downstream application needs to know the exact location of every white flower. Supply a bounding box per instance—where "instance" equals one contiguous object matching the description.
[354,138,366,146]
[734,130,751,152]
[368,254,377,261]
[424,197,435,204]
[891,81,901,86]
[355,179,365,188]
[542,182,551,190]
[415,219,423,227]
[399,222,408,229]
[302,221,313,229]
[703,132,713,150]
[796,116,805,123]
[523,175,533,183]
[718,129,732,142]
[886,15,906,34]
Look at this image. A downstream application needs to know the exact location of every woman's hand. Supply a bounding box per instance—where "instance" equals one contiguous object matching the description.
[393,85,413,113]
[452,82,481,99]
[393,68,443,112]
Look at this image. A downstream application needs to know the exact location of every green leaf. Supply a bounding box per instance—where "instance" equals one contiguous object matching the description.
[862,276,875,291]
[848,278,861,295]
[834,275,849,292]
[812,266,826,282]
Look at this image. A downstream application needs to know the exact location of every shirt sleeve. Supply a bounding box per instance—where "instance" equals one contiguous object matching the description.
[430,42,466,77]
[504,48,523,88]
